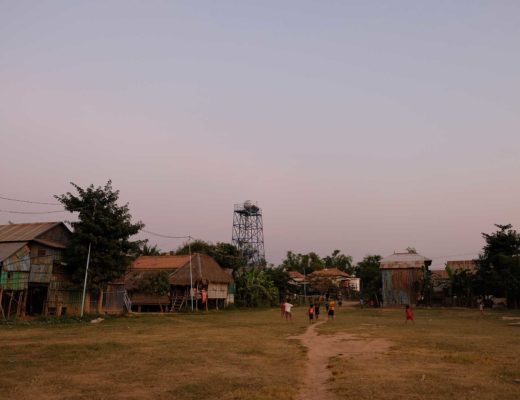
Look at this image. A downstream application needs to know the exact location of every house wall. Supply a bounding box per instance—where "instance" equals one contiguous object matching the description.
[381,268,421,306]
[208,282,228,299]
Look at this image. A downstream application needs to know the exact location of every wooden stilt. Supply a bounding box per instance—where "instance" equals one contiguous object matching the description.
[16,291,23,318]
[21,289,28,317]
[7,291,14,318]
[0,288,5,319]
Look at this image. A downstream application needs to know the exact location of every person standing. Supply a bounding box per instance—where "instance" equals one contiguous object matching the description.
[314,303,320,320]
[308,304,315,324]
[280,302,285,318]
[405,304,414,323]
[284,300,294,321]
[327,298,335,321]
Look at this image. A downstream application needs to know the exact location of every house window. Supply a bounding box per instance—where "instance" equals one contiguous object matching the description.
[38,249,46,257]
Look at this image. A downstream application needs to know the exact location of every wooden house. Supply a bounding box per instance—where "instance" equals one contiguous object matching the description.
[125,253,233,312]
[0,222,71,318]
[380,251,432,307]
[170,253,233,310]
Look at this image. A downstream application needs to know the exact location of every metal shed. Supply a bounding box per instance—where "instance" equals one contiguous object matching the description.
[380,251,432,307]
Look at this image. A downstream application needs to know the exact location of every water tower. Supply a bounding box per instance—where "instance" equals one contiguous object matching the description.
[232,201,266,266]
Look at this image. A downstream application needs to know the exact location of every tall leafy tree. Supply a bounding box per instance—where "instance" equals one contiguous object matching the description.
[475,224,520,308]
[323,250,354,274]
[56,181,144,308]
[139,242,162,256]
[175,240,246,275]
[355,255,382,305]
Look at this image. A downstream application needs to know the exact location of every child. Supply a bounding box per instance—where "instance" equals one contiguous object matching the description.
[308,304,315,324]
[314,303,320,320]
[284,300,294,321]
[327,299,335,321]
[405,304,414,323]
[280,302,285,318]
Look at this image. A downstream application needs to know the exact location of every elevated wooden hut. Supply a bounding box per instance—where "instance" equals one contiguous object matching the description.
[170,253,233,310]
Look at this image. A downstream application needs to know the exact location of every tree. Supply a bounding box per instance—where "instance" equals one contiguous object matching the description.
[56,181,144,312]
[264,266,291,302]
[139,242,162,256]
[235,267,277,307]
[137,271,170,312]
[475,224,520,308]
[280,251,325,274]
[175,240,247,276]
[323,250,353,274]
[355,255,382,305]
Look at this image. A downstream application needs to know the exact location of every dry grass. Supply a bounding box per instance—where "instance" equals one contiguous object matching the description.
[1,307,519,400]
[0,309,308,400]
[318,306,520,400]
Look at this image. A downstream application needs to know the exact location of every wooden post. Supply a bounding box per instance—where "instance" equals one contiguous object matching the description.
[96,289,103,314]
[16,291,23,318]
[0,288,5,319]
[21,289,28,317]
[7,291,14,318]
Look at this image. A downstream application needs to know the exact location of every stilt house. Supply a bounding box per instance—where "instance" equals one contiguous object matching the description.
[0,222,71,318]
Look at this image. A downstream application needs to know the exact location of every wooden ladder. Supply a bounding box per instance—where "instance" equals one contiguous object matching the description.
[123,291,132,312]
[170,296,186,312]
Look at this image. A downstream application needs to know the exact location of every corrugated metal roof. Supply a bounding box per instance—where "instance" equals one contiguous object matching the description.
[381,252,431,263]
[0,222,62,242]
[0,242,28,261]
[380,252,431,269]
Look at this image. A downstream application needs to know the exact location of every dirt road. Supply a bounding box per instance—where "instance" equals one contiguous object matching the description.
[294,317,391,400]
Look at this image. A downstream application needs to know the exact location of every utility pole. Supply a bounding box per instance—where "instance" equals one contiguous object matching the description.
[188,236,194,311]
[80,201,96,318]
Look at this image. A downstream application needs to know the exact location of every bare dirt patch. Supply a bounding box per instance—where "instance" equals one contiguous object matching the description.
[292,321,392,400]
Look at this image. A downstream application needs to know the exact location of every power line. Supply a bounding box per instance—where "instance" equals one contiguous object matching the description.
[0,209,67,214]
[0,195,60,206]
[141,229,191,240]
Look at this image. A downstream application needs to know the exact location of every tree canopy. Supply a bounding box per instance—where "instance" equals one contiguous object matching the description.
[475,224,520,308]
[280,249,353,274]
[355,255,382,305]
[175,240,247,275]
[55,181,144,289]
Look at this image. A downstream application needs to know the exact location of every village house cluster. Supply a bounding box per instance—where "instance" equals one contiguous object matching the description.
[0,221,481,318]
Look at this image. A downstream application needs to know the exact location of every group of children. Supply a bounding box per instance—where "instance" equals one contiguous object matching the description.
[280,298,337,323]
[281,298,416,324]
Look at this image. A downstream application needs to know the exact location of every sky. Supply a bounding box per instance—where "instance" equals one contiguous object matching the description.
[1,1,519,267]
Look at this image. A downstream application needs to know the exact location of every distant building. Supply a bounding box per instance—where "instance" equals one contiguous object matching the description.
[125,253,233,312]
[380,251,432,307]
[0,222,72,317]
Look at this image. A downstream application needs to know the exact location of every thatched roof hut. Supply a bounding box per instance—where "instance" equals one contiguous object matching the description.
[170,253,232,286]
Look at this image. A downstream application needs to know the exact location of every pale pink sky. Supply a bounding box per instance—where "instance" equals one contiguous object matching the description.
[1,1,519,266]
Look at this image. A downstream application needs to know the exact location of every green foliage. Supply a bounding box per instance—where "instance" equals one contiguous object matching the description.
[175,240,247,275]
[475,224,520,308]
[446,266,474,307]
[139,243,162,256]
[281,250,353,274]
[55,181,144,288]
[264,266,291,301]
[355,255,382,304]
[235,268,278,307]
[323,250,354,274]
[138,271,170,297]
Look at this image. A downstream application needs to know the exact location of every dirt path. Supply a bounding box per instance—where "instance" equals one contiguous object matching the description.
[293,318,392,400]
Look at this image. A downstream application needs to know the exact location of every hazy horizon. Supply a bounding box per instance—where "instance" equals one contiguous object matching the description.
[1,1,519,267]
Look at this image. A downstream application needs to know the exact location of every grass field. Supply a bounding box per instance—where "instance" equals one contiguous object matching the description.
[1,307,519,400]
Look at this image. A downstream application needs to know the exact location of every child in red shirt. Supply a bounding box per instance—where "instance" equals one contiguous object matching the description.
[405,304,414,323]
[308,304,315,324]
